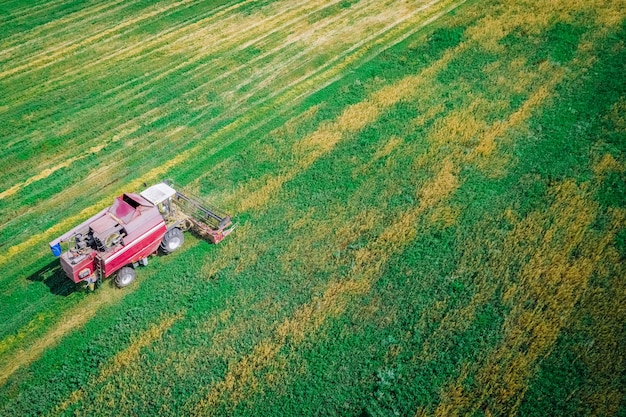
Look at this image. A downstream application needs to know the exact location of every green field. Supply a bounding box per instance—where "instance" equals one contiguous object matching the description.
[1,0,625,415]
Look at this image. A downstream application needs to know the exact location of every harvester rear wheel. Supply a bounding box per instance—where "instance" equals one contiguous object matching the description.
[160,227,184,254]
[115,266,136,288]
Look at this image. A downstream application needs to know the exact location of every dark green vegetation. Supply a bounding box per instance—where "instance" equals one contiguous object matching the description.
[0,0,624,415]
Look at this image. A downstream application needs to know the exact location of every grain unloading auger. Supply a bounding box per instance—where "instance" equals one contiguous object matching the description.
[49,182,236,289]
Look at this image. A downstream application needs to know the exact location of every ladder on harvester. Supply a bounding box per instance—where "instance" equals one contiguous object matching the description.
[91,255,105,290]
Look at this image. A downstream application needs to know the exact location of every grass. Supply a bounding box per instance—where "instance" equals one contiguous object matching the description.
[0,0,625,416]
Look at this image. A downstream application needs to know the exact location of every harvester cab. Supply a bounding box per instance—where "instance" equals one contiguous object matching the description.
[49,182,235,289]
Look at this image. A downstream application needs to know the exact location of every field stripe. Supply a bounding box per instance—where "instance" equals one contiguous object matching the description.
[0,286,127,386]
[0,0,70,22]
[0,0,201,79]
[186,156,460,415]
[0,137,125,200]
[0,0,136,62]
[48,310,185,415]
[430,182,610,416]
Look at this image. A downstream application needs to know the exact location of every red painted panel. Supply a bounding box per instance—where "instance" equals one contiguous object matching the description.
[103,222,167,276]
[60,252,96,283]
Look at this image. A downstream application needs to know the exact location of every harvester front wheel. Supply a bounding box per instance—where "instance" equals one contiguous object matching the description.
[115,266,136,288]
[161,227,184,254]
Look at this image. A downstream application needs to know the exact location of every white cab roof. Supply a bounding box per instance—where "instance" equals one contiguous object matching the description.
[140,183,176,205]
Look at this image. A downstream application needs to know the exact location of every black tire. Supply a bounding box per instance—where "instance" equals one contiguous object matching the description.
[115,266,136,288]
[160,227,184,254]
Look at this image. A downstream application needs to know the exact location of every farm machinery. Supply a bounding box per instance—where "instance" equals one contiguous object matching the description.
[49,182,235,289]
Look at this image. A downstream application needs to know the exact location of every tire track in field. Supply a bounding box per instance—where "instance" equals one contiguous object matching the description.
[0,0,94,37]
[0,0,136,62]
[0,0,340,183]
[0,0,461,256]
[0,0,201,79]
[0,0,68,20]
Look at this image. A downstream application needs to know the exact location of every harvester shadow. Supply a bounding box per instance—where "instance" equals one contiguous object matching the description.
[27,261,78,296]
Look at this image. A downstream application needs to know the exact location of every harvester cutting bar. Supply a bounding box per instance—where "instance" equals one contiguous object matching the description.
[166,183,236,244]
[173,191,230,229]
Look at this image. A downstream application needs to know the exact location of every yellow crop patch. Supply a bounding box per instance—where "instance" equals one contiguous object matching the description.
[188,139,464,414]
[0,159,77,200]
[564,209,626,414]
[0,312,51,357]
[593,153,624,177]
[472,66,565,160]
[51,310,184,414]
[430,181,618,416]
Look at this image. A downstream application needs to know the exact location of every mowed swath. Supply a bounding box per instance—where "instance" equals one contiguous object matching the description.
[0,0,457,189]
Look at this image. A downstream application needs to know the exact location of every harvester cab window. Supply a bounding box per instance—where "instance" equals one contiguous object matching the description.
[157,198,172,216]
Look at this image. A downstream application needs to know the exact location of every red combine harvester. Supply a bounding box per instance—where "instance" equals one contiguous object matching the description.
[49,182,235,289]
